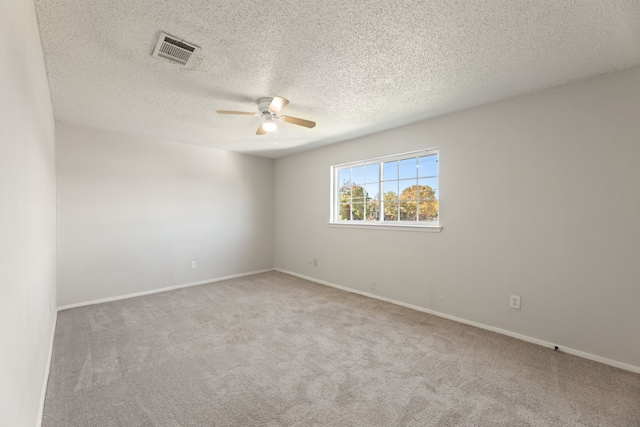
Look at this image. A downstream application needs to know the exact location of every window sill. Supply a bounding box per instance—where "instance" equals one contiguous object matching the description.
[327,222,442,232]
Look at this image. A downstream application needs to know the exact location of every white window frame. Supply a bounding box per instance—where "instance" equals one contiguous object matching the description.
[329,148,442,232]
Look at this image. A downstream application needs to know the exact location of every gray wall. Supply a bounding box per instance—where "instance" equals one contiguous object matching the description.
[274,66,640,369]
[57,123,275,307]
[0,0,57,424]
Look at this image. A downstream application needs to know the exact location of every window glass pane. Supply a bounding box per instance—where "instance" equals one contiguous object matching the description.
[338,182,352,203]
[339,203,351,220]
[364,164,379,183]
[366,199,380,221]
[382,198,398,221]
[351,184,365,202]
[383,180,398,197]
[418,155,438,177]
[338,168,351,186]
[351,202,365,220]
[333,150,438,225]
[399,158,417,180]
[399,179,416,200]
[383,161,398,180]
[418,177,438,199]
[351,166,365,185]
[418,200,438,221]
[364,183,379,200]
[400,201,417,221]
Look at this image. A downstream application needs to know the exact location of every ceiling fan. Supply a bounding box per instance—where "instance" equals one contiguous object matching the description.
[216,97,316,135]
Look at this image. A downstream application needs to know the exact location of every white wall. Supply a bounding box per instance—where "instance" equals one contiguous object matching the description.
[57,124,274,307]
[275,66,640,369]
[0,0,57,425]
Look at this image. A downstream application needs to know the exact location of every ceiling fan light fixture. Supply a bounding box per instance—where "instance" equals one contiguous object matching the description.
[263,117,277,132]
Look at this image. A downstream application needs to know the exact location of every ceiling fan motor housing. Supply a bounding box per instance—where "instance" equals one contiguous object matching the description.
[257,98,274,115]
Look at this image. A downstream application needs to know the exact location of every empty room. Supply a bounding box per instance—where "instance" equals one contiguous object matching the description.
[2,0,640,426]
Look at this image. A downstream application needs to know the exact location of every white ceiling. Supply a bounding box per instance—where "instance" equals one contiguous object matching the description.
[35,0,640,158]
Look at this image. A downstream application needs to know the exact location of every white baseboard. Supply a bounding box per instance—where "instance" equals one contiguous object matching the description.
[57,268,275,311]
[275,269,640,375]
[37,310,57,426]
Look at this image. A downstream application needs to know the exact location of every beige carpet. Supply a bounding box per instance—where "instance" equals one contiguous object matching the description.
[43,271,640,426]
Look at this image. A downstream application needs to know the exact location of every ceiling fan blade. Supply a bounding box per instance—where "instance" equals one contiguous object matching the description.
[281,115,316,128]
[268,96,289,113]
[216,110,257,115]
[256,123,267,135]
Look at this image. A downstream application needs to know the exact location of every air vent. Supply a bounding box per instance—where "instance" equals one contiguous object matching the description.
[152,32,200,66]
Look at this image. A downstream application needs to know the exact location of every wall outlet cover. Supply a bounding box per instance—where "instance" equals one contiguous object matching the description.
[510,295,521,310]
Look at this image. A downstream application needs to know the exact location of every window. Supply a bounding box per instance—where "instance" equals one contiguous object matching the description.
[331,148,439,228]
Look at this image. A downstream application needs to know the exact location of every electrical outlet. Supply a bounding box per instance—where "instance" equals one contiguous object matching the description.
[510,295,521,310]
[307,259,312,265]
[313,259,318,266]
[371,281,376,291]
[191,261,196,269]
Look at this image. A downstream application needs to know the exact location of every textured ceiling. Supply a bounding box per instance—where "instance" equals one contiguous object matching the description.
[35,0,640,158]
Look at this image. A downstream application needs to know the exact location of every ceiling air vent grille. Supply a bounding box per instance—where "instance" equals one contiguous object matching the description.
[152,32,200,66]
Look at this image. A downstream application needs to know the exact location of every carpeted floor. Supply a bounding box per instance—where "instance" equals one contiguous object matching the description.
[43,271,640,426]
